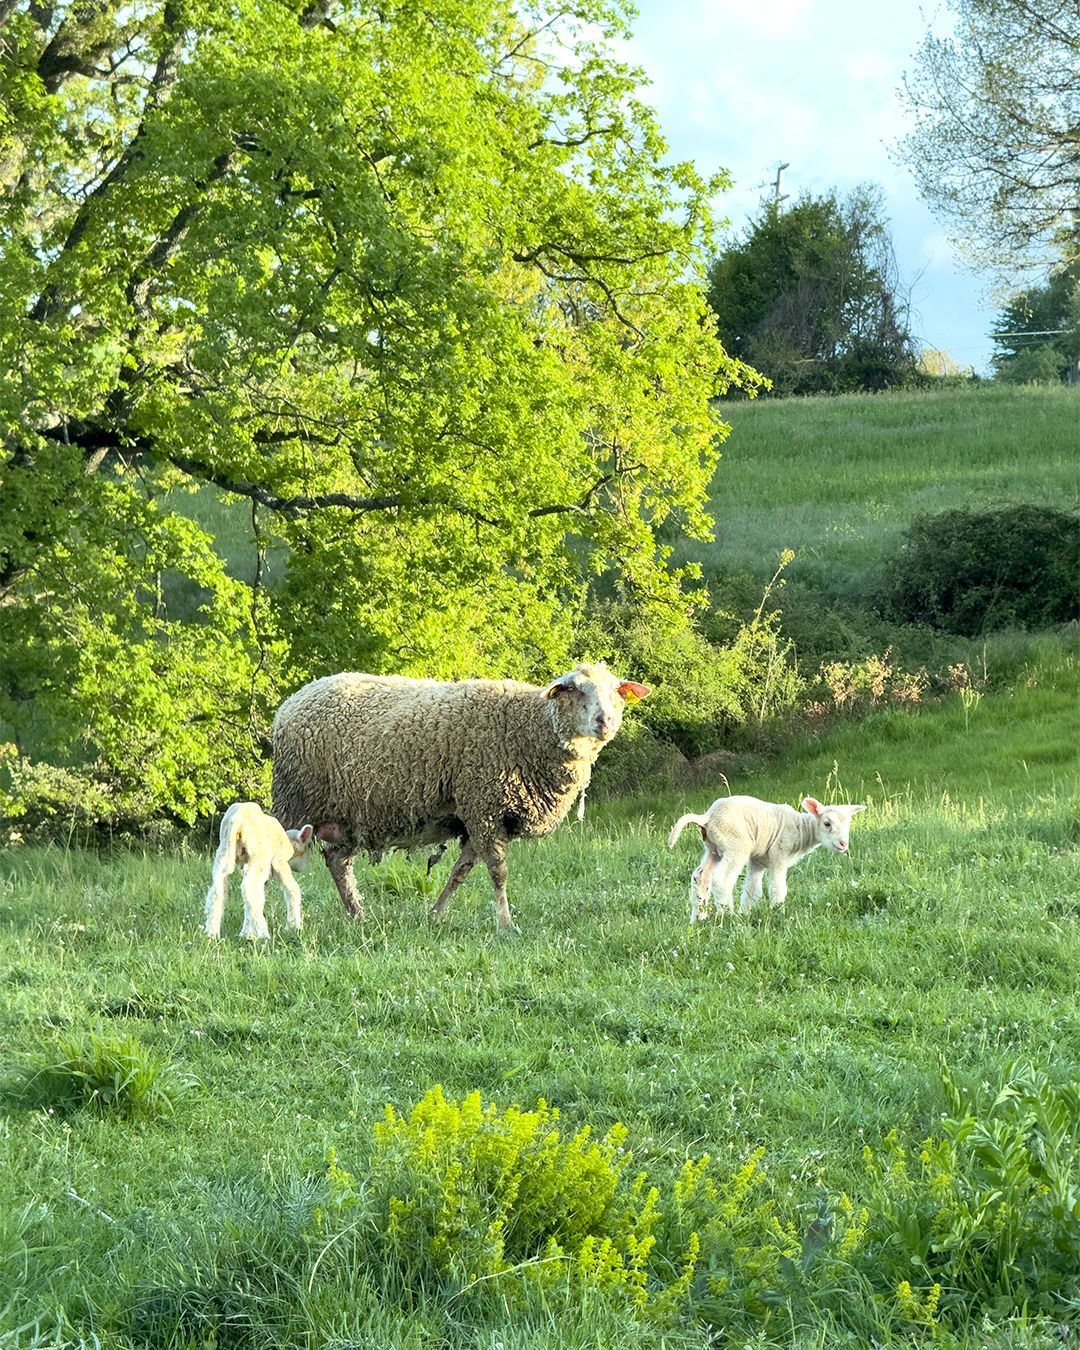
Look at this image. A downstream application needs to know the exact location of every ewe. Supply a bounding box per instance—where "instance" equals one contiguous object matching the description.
[204,802,314,939]
[271,664,648,930]
[668,795,866,921]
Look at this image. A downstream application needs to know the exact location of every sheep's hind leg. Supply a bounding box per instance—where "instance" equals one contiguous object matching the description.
[204,845,231,938]
[709,854,744,917]
[276,863,304,930]
[481,841,513,932]
[428,840,477,922]
[739,861,765,913]
[240,865,271,939]
[324,846,364,921]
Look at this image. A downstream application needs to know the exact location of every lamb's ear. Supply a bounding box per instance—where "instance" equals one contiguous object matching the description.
[297,824,314,846]
[617,680,651,701]
[802,797,823,815]
[850,804,867,814]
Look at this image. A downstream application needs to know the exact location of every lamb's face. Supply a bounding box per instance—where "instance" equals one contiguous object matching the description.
[546,664,650,746]
[803,798,866,853]
[287,823,315,871]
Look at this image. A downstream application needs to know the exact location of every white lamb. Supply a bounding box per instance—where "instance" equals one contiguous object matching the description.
[668,795,866,921]
[204,802,314,939]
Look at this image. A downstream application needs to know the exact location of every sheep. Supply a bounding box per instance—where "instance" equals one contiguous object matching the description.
[270,664,649,930]
[668,794,865,921]
[204,802,314,939]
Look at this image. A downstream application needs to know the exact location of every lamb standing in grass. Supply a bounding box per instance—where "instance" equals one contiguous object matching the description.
[270,664,649,930]
[668,795,866,921]
[204,803,314,939]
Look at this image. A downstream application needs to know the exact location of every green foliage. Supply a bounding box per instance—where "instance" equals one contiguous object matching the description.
[881,504,1079,636]
[583,555,802,763]
[11,1031,195,1120]
[1,0,761,830]
[993,261,1080,384]
[705,187,916,395]
[852,1062,1080,1320]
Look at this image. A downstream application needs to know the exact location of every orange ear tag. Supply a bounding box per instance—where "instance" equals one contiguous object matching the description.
[617,681,651,702]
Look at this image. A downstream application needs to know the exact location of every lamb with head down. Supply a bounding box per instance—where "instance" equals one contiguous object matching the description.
[271,664,649,930]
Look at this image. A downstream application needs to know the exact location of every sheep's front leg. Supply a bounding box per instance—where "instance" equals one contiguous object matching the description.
[739,861,765,913]
[240,865,271,939]
[323,846,364,921]
[766,861,790,908]
[428,840,477,922]
[275,863,304,930]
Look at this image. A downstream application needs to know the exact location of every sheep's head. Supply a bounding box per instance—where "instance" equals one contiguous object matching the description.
[802,798,866,853]
[546,664,650,747]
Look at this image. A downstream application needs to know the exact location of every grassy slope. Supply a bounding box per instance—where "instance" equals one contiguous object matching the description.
[685,382,1080,595]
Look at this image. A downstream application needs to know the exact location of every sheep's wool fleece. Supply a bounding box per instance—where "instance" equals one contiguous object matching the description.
[271,672,604,855]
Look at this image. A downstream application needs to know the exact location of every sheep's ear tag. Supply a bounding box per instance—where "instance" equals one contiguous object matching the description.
[617,681,651,702]
[547,678,573,699]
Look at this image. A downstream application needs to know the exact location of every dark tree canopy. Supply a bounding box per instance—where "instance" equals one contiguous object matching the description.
[0,0,760,827]
[897,0,1080,276]
[705,188,916,396]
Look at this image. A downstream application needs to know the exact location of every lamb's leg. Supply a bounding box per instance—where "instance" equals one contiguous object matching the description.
[766,861,790,908]
[710,854,744,917]
[204,842,232,938]
[275,862,304,931]
[239,864,271,939]
[428,840,477,922]
[323,846,364,921]
[739,861,765,913]
[690,849,718,922]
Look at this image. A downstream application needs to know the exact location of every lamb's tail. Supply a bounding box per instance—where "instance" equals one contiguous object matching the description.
[205,805,243,936]
[667,813,711,848]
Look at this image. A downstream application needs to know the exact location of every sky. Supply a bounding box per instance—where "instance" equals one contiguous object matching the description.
[614,0,1004,373]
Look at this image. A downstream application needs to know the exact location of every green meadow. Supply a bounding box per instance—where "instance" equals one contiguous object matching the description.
[1,386,1077,1347]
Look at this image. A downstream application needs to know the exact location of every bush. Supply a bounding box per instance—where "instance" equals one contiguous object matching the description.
[881,504,1079,636]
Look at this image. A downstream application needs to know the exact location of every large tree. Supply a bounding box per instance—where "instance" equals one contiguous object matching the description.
[897,0,1080,275]
[0,0,758,828]
[705,188,916,396]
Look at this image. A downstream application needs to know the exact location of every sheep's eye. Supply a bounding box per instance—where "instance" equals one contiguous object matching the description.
[823,820,832,829]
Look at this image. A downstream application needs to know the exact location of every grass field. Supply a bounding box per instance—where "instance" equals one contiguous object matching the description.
[691,383,1080,596]
[1,386,1077,1347]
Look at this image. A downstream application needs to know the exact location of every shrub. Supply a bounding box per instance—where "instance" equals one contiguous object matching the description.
[881,504,1079,636]
[323,1086,796,1323]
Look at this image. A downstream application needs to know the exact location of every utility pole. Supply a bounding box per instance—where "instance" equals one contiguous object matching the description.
[772,161,790,208]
